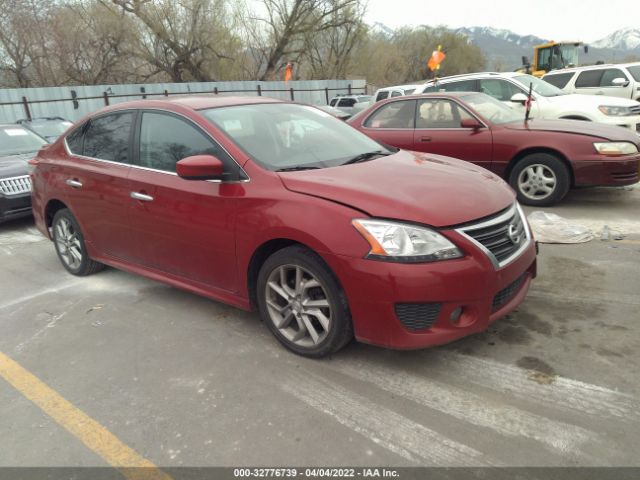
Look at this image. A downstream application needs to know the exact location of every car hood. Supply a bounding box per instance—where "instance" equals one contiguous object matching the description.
[545,93,639,108]
[278,150,515,227]
[502,119,640,142]
[0,153,34,178]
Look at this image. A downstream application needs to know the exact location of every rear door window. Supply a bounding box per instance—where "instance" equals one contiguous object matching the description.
[364,100,417,128]
[83,112,134,163]
[439,80,478,93]
[575,70,604,88]
[543,72,574,89]
[391,91,402,97]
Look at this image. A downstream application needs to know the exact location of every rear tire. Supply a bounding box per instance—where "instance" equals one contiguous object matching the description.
[52,208,104,276]
[509,153,570,206]
[256,245,353,358]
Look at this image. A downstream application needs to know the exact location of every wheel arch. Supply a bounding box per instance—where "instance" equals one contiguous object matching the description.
[506,147,575,187]
[247,238,311,310]
[44,199,70,231]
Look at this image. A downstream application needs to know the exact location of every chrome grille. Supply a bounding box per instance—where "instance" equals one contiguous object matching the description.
[456,203,531,269]
[0,175,32,196]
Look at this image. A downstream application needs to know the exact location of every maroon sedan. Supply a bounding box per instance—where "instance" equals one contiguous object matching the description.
[349,92,640,206]
[31,96,536,357]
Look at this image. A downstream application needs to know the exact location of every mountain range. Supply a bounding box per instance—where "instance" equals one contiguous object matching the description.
[370,24,640,70]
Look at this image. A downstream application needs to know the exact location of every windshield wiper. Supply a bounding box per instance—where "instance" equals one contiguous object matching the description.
[342,150,390,166]
[275,166,321,172]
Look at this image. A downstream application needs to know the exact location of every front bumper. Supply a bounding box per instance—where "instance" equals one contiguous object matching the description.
[0,192,32,223]
[325,231,537,349]
[573,155,640,186]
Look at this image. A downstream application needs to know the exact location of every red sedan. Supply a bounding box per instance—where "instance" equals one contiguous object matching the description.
[349,92,640,206]
[31,96,536,357]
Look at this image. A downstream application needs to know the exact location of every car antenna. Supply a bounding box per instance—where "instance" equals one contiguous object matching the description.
[524,82,533,123]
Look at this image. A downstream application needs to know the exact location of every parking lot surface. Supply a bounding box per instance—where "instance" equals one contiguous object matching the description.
[1,185,639,468]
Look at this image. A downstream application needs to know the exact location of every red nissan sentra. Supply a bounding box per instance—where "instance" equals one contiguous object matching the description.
[30,96,536,357]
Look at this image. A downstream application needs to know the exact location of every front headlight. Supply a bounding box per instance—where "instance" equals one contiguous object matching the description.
[594,142,639,156]
[352,219,463,263]
[598,106,633,116]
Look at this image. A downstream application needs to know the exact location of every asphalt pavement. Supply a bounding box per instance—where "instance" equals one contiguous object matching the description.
[0,185,639,470]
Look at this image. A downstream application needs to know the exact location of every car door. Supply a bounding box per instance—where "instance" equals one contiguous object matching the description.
[359,99,417,150]
[413,98,493,171]
[60,111,135,260]
[126,110,241,292]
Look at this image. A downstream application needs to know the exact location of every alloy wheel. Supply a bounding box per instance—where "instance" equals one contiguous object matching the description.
[54,217,83,270]
[265,264,332,348]
[517,164,557,201]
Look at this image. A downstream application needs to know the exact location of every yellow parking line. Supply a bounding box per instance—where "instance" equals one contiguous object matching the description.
[0,351,172,480]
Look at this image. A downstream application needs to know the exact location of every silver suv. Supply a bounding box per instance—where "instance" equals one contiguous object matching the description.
[542,63,640,102]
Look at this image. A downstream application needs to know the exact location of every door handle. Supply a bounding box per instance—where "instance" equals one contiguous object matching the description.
[65,179,83,188]
[130,192,154,202]
[419,136,432,142]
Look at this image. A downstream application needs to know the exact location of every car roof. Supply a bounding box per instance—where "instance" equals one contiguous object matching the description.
[420,72,522,85]
[544,62,640,76]
[377,84,421,91]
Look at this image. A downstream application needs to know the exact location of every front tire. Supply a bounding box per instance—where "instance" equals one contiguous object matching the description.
[52,208,104,276]
[256,246,353,358]
[509,153,570,206]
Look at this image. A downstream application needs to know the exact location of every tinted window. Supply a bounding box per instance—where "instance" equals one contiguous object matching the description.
[416,99,473,128]
[543,72,574,89]
[338,98,356,107]
[329,99,337,106]
[575,70,604,88]
[376,91,389,101]
[600,68,628,86]
[627,65,640,82]
[439,80,478,93]
[138,113,222,173]
[422,85,440,93]
[83,112,133,162]
[364,100,416,128]
[65,126,84,154]
[391,91,402,97]
[403,88,416,95]
[479,79,523,101]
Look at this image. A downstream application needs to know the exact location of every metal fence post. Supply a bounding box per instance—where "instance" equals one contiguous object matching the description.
[140,87,147,99]
[103,92,110,106]
[21,96,31,120]
[325,87,329,104]
[70,90,79,109]
[348,84,352,95]
[164,89,169,97]
[257,85,262,96]
[290,87,294,101]
[214,87,218,95]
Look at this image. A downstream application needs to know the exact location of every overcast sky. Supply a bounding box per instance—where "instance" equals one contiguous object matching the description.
[364,0,635,42]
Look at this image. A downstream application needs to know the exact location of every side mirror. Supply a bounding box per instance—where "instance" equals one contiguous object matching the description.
[176,155,224,180]
[521,56,530,66]
[460,118,483,129]
[510,93,529,104]
[611,77,630,87]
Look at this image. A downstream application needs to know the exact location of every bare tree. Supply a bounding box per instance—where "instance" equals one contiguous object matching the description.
[107,0,243,82]
[245,0,364,81]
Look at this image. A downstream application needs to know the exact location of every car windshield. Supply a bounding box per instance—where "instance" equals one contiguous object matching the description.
[627,65,640,82]
[464,93,523,125]
[202,103,388,171]
[26,120,73,138]
[513,74,567,97]
[0,126,47,156]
